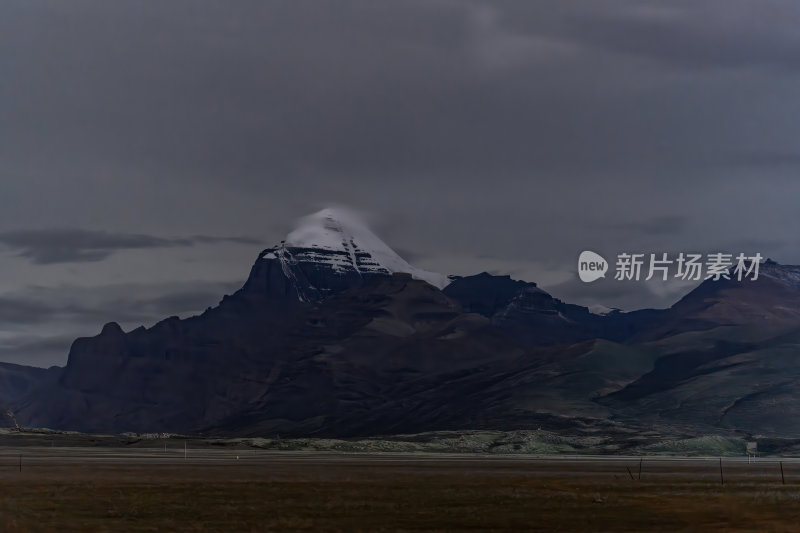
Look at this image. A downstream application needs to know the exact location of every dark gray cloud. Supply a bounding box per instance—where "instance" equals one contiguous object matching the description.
[0,280,243,366]
[602,216,690,237]
[0,230,259,264]
[727,151,800,169]
[0,281,242,327]
[0,297,60,325]
[1,1,800,365]
[0,335,78,368]
[564,2,800,72]
[0,0,755,186]
[2,0,797,193]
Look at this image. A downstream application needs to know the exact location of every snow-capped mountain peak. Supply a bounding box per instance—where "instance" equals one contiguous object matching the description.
[260,207,449,294]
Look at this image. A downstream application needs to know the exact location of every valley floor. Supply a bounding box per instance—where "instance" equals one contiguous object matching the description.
[0,449,798,531]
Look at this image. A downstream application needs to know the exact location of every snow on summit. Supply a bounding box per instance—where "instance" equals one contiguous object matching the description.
[285,207,387,253]
[267,207,449,289]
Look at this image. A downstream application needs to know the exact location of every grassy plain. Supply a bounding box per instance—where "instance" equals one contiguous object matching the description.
[0,448,798,531]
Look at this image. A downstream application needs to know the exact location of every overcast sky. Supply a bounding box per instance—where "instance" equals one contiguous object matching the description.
[2,0,800,366]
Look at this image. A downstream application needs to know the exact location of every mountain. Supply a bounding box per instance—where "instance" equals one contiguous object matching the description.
[630,259,800,341]
[8,209,800,441]
[256,208,449,302]
[598,261,800,434]
[0,363,59,428]
[209,273,530,436]
[443,273,600,345]
[443,272,661,346]
[13,208,455,434]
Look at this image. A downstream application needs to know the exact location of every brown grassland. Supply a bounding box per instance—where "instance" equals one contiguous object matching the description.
[0,450,798,531]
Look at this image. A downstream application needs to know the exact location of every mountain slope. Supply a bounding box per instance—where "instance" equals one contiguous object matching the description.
[594,261,800,435]
[443,273,662,346]
[634,260,800,340]
[211,273,534,436]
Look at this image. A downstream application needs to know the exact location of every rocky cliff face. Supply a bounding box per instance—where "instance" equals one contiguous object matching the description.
[248,244,401,303]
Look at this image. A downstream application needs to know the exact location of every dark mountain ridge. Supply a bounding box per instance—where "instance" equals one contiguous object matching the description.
[6,209,800,439]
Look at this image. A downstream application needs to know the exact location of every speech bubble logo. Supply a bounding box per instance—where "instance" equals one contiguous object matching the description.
[578,251,608,283]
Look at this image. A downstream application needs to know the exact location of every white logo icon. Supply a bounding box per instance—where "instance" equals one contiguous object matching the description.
[578,251,608,283]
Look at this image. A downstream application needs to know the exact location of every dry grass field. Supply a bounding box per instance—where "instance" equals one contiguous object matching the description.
[0,449,798,531]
